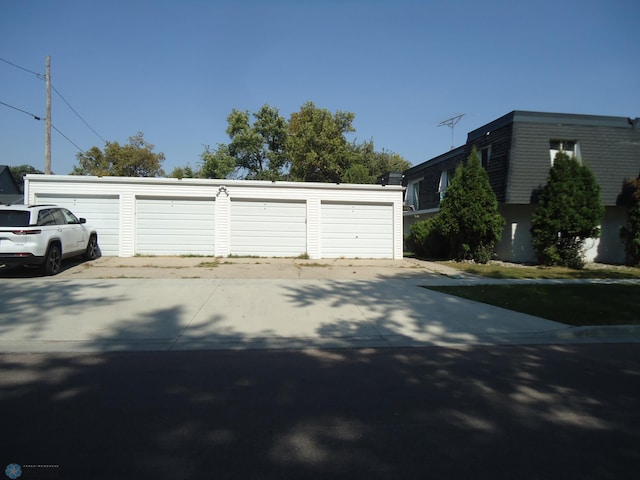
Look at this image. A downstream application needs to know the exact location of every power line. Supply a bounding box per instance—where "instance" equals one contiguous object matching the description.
[0,56,44,79]
[51,123,86,154]
[0,100,86,154]
[0,100,41,120]
[1,56,106,143]
[51,84,106,143]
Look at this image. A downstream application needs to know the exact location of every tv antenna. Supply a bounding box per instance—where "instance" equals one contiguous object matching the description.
[438,114,464,150]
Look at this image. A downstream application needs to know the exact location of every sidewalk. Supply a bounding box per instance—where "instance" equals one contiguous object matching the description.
[0,257,638,353]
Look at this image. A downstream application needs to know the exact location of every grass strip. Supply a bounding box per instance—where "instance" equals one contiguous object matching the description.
[424,284,640,326]
[437,262,640,280]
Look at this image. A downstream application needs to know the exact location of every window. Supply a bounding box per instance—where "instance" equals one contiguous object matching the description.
[438,170,450,201]
[52,209,67,225]
[0,211,30,227]
[406,178,423,210]
[61,208,80,224]
[479,146,491,169]
[37,209,57,226]
[550,140,581,164]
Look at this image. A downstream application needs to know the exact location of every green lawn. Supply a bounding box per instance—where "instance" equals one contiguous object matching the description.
[439,261,640,280]
[424,284,640,326]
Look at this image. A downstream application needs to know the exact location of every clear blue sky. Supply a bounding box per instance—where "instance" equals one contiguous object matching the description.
[1,0,638,176]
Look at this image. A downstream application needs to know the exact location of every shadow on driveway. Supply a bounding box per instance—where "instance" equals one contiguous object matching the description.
[1,344,639,479]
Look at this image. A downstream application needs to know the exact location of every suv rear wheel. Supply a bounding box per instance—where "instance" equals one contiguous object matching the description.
[43,243,62,275]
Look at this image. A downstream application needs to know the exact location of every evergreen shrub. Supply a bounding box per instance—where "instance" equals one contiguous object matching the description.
[530,152,604,269]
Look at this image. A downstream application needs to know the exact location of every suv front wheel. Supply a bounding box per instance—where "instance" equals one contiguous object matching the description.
[84,234,100,261]
[43,243,62,276]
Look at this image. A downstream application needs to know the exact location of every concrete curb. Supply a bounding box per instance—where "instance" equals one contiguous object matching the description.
[2,324,639,354]
[554,324,640,339]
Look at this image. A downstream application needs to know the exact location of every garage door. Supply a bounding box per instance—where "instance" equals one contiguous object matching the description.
[231,199,306,257]
[136,197,215,255]
[321,202,393,258]
[34,194,120,256]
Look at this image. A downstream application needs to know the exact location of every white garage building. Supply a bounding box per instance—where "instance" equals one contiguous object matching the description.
[24,175,404,259]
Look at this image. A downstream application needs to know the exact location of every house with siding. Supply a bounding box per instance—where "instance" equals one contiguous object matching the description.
[0,165,23,204]
[403,111,640,264]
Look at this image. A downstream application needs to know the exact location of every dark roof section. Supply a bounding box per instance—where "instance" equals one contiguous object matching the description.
[403,145,466,176]
[467,111,640,143]
[0,165,22,195]
[467,111,516,143]
[504,112,640,205]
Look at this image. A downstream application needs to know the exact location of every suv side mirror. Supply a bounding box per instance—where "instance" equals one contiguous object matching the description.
[79,218,87,224]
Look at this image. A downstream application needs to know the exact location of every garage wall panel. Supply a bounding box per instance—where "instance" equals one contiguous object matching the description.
[231,199,306,257]
[136,197,215,255]
[34,194,120,256]
[321,202,393,258]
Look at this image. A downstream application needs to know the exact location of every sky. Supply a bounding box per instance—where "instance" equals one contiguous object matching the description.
[1,0,638,176]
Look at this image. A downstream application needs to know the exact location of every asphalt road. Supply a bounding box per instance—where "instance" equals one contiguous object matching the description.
[1,344,639,480]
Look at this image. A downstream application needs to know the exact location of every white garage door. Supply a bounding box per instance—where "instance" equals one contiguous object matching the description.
[34,194,120,256]
[136,197,215,255]
[231,199,306,257]
[321,202,393,258]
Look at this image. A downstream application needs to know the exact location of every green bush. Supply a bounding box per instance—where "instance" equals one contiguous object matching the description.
[531,152,604,269]
[619,172,640,266]
[437,148,505,263]
[408,217,448,259]
[408,149,504,264]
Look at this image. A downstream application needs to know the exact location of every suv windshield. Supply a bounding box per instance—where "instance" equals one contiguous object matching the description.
[0,210,31,227]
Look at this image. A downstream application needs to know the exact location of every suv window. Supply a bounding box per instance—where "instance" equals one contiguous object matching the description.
[60,208,80,224]
[52,209,67,225]
[0,210,30,227]
[37,209,57,226]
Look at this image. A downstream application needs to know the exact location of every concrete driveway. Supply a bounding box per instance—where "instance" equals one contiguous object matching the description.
[0,257,627,352]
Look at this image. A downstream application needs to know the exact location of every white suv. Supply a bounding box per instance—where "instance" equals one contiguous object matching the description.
[0,204,100,275]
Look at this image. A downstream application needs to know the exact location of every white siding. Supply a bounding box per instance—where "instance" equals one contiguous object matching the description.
[231,199,306,257]
[495,204,537,263]
[136,197,215,255]
[306,197,321,259]
[34,194,120,256]
[321,202,393,258]
[584,206,627,264]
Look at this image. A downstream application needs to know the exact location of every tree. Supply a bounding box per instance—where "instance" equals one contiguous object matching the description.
[369,149,411,180]
[169,165,197,179]
[346,140,411,184]
[9,165,44,192]
[436,148,505,263]
[200,144,237,179]
[618,172,640,266]
[287,101,356,182]
[169,145,236,180]
[72,132,165,177]
[196,101,410,184]
[530,152,605,268]
[226,104,288,180]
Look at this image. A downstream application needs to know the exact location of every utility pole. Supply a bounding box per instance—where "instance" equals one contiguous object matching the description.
[44,55,51,174]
